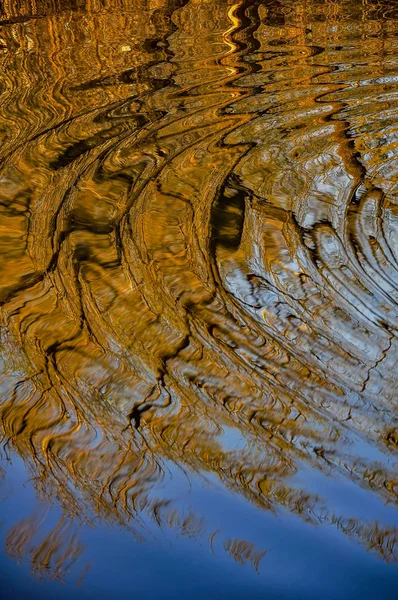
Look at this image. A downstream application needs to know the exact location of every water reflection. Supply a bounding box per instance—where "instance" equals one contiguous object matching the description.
[0,0,397,596]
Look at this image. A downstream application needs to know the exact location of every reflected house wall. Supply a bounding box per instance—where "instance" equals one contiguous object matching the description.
[0,0,397,574]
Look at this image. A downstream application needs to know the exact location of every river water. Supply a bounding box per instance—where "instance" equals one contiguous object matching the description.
[0,1,397,598]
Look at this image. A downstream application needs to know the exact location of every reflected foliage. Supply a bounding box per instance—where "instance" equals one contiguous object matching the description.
[0,0,397,575]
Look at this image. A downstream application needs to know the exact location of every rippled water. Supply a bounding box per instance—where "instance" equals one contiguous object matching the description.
[0,1,397,598]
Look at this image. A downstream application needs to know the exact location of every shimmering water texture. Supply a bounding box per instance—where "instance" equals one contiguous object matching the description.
[0,1,397,598]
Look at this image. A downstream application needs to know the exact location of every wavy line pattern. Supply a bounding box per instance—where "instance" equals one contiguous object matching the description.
[0,0,397,579]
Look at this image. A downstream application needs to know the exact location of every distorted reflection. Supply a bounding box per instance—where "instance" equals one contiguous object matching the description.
[0,0,397,596]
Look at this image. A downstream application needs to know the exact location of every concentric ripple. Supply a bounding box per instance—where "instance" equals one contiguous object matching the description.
[0,0,397,579]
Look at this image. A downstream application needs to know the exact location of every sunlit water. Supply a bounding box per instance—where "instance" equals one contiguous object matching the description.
[0,1,397,598]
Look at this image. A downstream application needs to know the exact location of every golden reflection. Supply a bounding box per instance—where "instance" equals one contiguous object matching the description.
[0,0,397,575]
[5,512,85,581]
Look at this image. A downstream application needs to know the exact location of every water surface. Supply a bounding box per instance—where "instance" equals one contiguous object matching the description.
[0,0,397,597]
